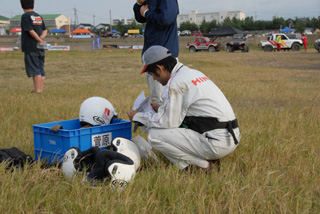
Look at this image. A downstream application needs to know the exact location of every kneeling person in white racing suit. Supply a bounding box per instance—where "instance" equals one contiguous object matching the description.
[127,45,241,170]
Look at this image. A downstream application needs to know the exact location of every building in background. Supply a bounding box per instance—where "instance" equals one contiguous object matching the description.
[0,15,10,28]
[77,23,94,30]
[177,10,246,27]
[95,23,110,31]
[0,15,10,35]
[112,18,135,26]
[10,14,70,33]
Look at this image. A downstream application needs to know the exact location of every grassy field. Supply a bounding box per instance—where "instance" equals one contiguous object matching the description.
[0,47,320,213]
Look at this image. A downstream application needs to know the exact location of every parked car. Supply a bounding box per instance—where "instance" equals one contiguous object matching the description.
[132,34,143,38]
[180,30,191,36]
[186,36,221,52]
[111,32,121,38]
[192,31,202,36]
[226,34,249,52]
[101,31,112,37]
[259,33,303,52]
[314,39,320,53]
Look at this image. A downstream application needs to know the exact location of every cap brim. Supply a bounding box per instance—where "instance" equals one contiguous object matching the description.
[140,65,148,75]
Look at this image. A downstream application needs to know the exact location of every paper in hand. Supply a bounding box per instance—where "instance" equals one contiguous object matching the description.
[132,91,156,114]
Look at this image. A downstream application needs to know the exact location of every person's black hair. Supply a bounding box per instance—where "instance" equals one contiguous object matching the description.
[147,56,177,77]
[20,0,34,10]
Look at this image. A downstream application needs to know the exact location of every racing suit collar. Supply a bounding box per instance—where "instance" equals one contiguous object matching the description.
[170,62,184,78]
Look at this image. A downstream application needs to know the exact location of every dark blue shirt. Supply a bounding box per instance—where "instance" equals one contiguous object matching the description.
[133,0,179,58]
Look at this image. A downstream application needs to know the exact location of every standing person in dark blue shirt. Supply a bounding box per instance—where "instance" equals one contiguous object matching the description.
[20,0,47,93]
[133,0,179,106]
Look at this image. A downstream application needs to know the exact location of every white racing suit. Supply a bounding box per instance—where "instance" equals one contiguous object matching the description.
[146,73,164,104]
[133,62,241,169]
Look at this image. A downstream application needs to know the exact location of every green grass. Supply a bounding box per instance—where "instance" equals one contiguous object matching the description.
[0,48,320,213]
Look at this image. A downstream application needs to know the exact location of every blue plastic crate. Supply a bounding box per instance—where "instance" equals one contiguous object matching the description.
[33,118,132,164]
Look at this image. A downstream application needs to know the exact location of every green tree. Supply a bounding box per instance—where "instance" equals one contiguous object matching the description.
[242,17,255,31]
[231,17,242,30]
[272,17,286,30]
[222,17,232,27]
[113,21,128,35]
[293,18,306,33]
[179,21,199,31]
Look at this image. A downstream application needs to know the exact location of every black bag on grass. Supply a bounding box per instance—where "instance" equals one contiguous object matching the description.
[0,147,34,168]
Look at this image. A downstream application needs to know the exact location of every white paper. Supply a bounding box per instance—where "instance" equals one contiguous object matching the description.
[132,91,156,114]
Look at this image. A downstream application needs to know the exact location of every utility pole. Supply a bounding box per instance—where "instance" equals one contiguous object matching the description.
[109,10,112,31]
[74,7,79,28]
[93,14,96,26]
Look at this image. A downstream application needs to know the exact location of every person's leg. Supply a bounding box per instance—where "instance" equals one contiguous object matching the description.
[40,76,45,91]
[148,128,239,170]
[25,52,44,93]
[39,51,46,92]
[33,75,42,92]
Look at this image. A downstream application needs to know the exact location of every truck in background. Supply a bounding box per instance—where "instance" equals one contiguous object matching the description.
[186,37,221,52]
[259,33,303,52]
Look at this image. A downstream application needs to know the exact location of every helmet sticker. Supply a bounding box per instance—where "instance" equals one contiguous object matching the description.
[102,108,111,120]
[93,116,106,125]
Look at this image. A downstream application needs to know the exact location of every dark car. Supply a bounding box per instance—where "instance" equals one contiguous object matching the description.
[315,39,320,53]
[111,32,121,38]
[226,34,249,52]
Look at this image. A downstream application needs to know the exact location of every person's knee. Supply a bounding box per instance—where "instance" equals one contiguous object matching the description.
[147,128,165,147]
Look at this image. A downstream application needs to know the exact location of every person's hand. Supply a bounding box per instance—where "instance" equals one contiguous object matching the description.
[140,5,149,17]
[137,0,146,4]
[151,102,160,112]
[127,110,139,122]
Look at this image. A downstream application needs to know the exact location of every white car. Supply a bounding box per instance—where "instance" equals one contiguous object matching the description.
[259,33,303,52]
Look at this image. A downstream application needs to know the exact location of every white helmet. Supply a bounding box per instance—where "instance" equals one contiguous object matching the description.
[62,147,136,190]
[109,137,141,171]
[79,97,118,126]
[86,149,136,190]
[61,147,100,180]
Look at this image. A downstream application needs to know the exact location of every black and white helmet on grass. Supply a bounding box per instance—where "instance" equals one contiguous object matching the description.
[79,97,118,126]
[61,146,137,190]
[61,147,100,179]
[108,137,141,171]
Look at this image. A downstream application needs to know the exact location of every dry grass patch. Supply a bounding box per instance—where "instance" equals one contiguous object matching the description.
[0,48,319,213]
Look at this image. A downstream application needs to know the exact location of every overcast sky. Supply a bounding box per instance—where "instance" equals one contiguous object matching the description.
[1,0,319,24]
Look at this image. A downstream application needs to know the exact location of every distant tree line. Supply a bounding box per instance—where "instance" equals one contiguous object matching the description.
[93,16,319,36]
[179,16,320,33]
[112,21,146,35]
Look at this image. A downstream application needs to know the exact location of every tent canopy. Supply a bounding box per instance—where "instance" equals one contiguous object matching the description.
[50,29,67,33]
[10,27,21,33]
[280,26,294,33]
[72,28,91,35]
[203,26,245,37]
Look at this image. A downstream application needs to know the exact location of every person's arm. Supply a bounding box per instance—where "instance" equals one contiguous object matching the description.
[133,0,146,23]
[28,30,46,43]
[144,0,179,27]
[132,83,186,129]
[40,29,47,40]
